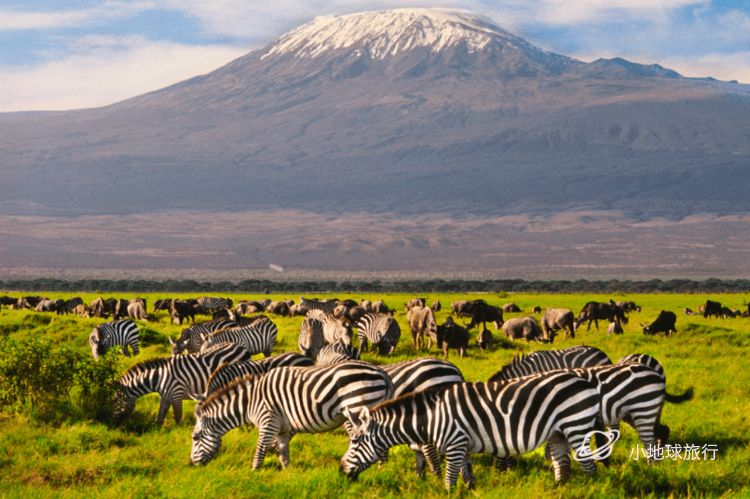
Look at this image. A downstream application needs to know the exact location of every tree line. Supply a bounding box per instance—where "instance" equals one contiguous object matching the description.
[2,277,750,293]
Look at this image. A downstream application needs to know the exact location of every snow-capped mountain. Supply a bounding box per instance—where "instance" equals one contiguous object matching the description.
[1,8,749,223]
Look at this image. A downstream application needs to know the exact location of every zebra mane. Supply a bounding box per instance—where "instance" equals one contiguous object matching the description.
[370,385,444,412]
[198,372,261,412]
[122,356,171,375]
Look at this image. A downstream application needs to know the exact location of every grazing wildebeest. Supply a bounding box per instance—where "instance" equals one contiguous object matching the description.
[127,301,148,321]
[360,299,372,312]
[617,301,641,313]
[642,311,677,336]
[575,300,627,331]
[501,317,546,342]
[114,299,130,319]
[90,297,117,318]
[466,302,503,331]
[74,304,90,318]
[371,301,390,314]
[17,296,44,310]
[607,320,623,335]
[532,305,542,314]
[541,308,575,341]
[237,301,265,315]
[35,299,59,313]
[502,303,522,313]
[154,299,172,313]
[170,300,197,325]
[265,301,291,316]
[435,317,469,359]
[431,300,442,312]
[477,327,494,350]
[703,300,722,318]
[0,296,16,308]
[405,297,427,311]
[406,306,437,350]
[64,297,84,313]
[721,307,736,318]
[684,307,695,316]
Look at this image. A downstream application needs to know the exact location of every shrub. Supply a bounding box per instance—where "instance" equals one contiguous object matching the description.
[0,337,120,423]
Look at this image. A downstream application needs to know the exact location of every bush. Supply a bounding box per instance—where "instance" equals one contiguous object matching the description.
[0,337,120,423]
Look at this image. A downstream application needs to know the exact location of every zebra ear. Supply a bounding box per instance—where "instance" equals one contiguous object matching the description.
[343,406,370,428]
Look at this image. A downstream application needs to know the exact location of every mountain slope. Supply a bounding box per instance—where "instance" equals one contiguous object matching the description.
[0,8,749,219]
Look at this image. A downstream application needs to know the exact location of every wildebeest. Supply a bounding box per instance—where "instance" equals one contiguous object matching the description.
[466,302,504,331]
[721,306,736,318]
[617,301,641,313]
[35,299,59,313]
[607,320,624,335]
[541,308,575,341]
[236,301,266,315]
[74,304,90,318]
[405,297,427,311]
[684,307,695,316]
[0,296,17,308]
[431,300,442,312]
[575,300,627,331]
[17,296,44,310]
[406,306,437,350]
[170,300,197,325]
[154,299,172,313]
[477,327,493,350]
[114,299,130,319]
[501,317,546,342]
[642,311,677,336]
[90,297,117,318]
[703,300,722,319]
[127,301,148,321]
[265,301,291,316]
[502,303,522,313]
[435,317,469,358]
[532,305,542,314]
[64,297,84,313]
[371,301,390,314]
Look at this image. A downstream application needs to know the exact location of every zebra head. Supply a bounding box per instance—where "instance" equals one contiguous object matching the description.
[88,327,106,360]
[169,336,187,356]
[339,406,387,480]
[191,408,222,465]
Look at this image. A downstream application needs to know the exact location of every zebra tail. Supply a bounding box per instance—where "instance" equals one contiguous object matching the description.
[664,386,694,403]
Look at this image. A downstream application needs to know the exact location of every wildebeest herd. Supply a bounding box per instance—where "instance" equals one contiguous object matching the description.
[1,292,740,489]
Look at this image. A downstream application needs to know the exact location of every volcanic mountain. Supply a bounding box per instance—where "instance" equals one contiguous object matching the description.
[1,8,749,274]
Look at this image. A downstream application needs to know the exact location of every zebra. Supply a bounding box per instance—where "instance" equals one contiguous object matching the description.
[299,296,338,315]
[170,318,237,355]
[114,342,251,426]
[199,320,278,357]
[88,319,140,360]
[190,361,394,468]
[315,340,361,366]
[617,353,665,378]
[489,345,612,381]
[490,360,693,465]
[340,371,601,490]
[205,352,313,395]
[196,296,233,313]
[298,316,326,358]
[356,313,401,355]
[321,314,353,346]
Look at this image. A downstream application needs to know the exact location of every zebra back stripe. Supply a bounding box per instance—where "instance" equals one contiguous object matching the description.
[382,357,464,397]
[488,345,612,381]
[200,320,278,357]
[172,318,237,355]
[206,352,313,395]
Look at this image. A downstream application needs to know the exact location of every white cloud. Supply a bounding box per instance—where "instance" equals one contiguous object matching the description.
[0,1,156,31]
[0,36,246,112]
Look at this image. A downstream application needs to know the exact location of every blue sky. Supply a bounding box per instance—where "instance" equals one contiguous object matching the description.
[1,1,749,111]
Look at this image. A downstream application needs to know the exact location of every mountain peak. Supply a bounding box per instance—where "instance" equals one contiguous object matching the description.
[261,8,523,61]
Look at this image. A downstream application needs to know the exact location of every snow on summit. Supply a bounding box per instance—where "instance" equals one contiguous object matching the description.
[262,8,520,60]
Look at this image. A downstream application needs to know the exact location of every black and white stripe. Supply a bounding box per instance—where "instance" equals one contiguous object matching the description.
[115,342,251,426]
[340,371,601,490]
[196,296,232,312]
[298,316,326,358]
[205,352,314,395]
[88,319,140,360]
[315,340,361,366]
[200,320,278,357]
[616,353,665,378]
[356,313,401,355]
[170,319,237,355]
[191,361,394,468]
[489,345,612,381]
[299,296,338,315]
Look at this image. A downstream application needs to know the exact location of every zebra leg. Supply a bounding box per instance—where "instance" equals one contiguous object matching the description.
[460,457,476,489]
[443,441,469,491]
[547,435,572,483]
[253,422,281,470]
[423,444,441,477]
[172,400,183,425]
[156,398,172,427]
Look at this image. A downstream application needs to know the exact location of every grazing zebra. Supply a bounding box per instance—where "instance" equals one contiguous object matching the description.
[315,340,361,366]
[170,318,237,355]
[197,296,233,312]
[617,353,665,378]
[321,315,353,346]
[200,320,278,357]
[490,359,693,463]
[298,316,326,358]
[488,345,612,381]
[205,352,313,395]
[115,342,251,426]
[88,320,140,360]
[356,313,401,355]
[340,371,601,490]
[190,361,394,468]
[299,296,338,315]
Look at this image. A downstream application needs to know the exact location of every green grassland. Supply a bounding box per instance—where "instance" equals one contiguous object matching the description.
[0,291,748,498]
